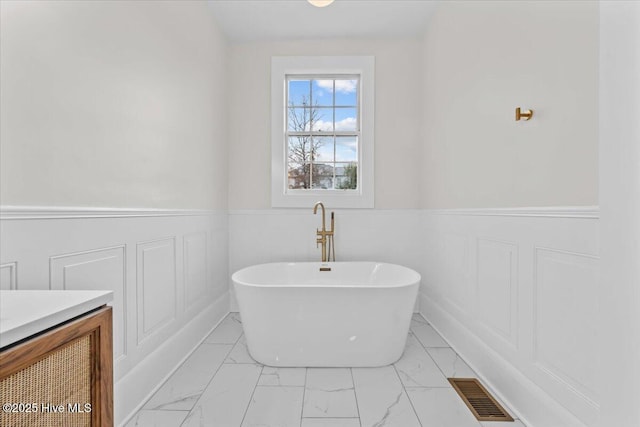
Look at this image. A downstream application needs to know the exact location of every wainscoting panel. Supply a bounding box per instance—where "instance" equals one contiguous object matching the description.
[533,247,599,419]
[2,206,600,426]
[0,208,229,426]
[136,238,177,344]
[50,246,127,361]
[476,238,518,349]
[0,262,17,290]
[419,207,599,427]
[183,232,209,313]
[442,232,471,318]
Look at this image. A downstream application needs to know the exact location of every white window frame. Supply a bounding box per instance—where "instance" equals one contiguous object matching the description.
[271,56,375,208]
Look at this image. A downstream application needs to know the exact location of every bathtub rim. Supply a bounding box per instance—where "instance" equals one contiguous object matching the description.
[231,261,421,289]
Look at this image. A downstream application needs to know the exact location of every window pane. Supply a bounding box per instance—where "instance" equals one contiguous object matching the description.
[314,137,334,162]
[335,136,357,162]
[288,136,311,165]
[312,80,334,106]
[288,108,312,131]
[288,163,310,189]
[311,163,334,189]
[310,108,333,132]
[284,75,361,193]
[334,79,358,106]
[288,79,310,106]
[335,162,358,190]
[335,108,357,131]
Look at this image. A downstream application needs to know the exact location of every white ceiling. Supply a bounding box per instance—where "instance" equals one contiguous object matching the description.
[207,0,439,42]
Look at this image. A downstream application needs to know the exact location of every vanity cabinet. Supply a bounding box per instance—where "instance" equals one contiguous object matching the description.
[0,306,113,427]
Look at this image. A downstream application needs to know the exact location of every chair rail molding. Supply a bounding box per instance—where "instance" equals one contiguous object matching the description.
[423,206,599,218]
[0,205,217,220]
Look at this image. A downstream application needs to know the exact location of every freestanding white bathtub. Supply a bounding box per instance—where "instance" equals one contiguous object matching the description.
[232,262,420,367]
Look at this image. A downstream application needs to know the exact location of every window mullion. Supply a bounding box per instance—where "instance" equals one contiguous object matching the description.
[283,70,364,194]
[309,135,313,189]
[332,79,336,189]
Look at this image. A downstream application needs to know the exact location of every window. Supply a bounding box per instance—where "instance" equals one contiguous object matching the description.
[271,56,374,208]
[287,77,359,191]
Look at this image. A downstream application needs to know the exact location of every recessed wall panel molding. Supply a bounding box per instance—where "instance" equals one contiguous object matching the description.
[1,208,228,426]
[442,233,471,317]
[476,238,519,349]
[533,247,599,415]
[420,209,599,427]
[210,228,229,301]
[49,246,126,361]
[183,232,209,312]
[0,262,17,290]
[136,237,178,345]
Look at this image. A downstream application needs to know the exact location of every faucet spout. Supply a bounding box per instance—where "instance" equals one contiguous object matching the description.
[313,201,326,231]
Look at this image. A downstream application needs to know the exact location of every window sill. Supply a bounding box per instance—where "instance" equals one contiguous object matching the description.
[271,190,373,209]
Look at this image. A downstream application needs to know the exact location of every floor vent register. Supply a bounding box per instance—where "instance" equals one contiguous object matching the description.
[448,378,514,422]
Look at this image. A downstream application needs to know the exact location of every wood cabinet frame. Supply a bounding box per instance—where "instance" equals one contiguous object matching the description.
[0,306,113,426]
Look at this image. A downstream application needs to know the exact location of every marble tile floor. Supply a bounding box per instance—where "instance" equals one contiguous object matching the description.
[126,313,527,427]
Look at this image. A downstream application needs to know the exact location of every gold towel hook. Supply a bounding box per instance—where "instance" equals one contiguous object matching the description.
[515,107,534,121]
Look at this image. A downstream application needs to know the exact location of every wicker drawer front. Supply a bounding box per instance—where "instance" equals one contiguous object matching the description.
[1,334,92,427]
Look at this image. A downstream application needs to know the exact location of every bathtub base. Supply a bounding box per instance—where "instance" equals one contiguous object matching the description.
[236,284,419,367]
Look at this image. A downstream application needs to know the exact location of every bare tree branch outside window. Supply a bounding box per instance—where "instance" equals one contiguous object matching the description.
[287,95,325,189]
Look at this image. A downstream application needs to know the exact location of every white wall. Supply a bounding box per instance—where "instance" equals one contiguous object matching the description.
[0,0,228,209]
[0,2,230,425]
[417,2,602,426]
[225,8,605,426]
[227,38,423,210]
[226,38,425,309]
[0,2,620,427]
[420,0,599,209]
[598,2,640,426]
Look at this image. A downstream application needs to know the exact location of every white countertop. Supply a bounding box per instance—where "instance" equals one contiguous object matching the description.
[0,290,113,348]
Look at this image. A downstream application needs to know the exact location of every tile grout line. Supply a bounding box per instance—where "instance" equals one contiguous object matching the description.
[167,312,483,427]
[238,364,264,427]
[179,314,245,426]
[412,319,452,349]
[411,314,455,383]
[257,384,305,388]
[300,367,309,424]
[411,316,489,427]
[232,312,264,427]
[391,363,424,427]
[304,417,359,421]
[132,313,239,420]
[302,417,362,419]
[348,367,362,426]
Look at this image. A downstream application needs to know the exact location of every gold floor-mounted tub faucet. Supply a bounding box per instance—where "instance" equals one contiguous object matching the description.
[313,201,335,262]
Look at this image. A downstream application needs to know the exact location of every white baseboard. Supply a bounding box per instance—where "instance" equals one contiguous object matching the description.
[420,292,585,427]
[115,292,229,426]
